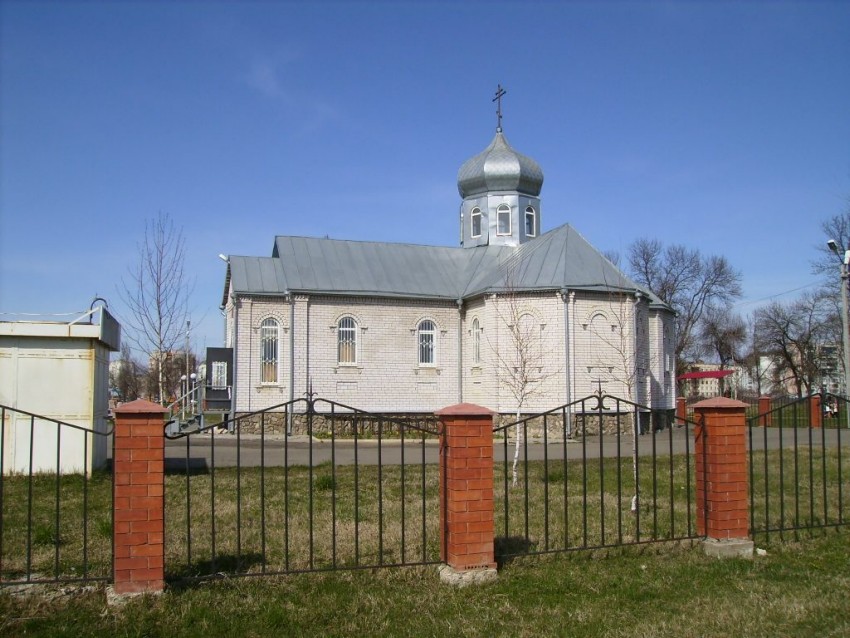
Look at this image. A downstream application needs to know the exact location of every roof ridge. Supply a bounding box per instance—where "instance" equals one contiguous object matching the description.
[273,234,462,251]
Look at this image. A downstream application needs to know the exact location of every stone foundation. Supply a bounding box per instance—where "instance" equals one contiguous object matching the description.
[232,408,676,439]
[233,411,440,437]
[493,409,674,438]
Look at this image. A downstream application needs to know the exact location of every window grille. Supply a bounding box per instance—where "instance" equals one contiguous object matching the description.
[211,361,228,389]
[418,320,436,365]
[260,318,279,383]
[338,316,357,364]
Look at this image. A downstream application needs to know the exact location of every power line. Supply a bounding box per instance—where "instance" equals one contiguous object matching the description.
[732,280,825,309]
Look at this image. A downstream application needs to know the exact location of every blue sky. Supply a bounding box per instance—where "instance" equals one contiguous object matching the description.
[2,1,849,357]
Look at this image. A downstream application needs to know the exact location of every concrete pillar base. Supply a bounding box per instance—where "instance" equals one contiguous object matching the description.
[438,564,498,587]
[702,538,754,560]
[106,585,165,606]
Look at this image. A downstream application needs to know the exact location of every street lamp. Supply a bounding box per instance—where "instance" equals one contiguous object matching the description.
[189,372,198,415]
[827,239,850,428]
[180,374,188,419]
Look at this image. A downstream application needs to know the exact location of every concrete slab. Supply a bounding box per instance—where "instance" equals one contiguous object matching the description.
[438,564,498,587]
[702,538,754,560]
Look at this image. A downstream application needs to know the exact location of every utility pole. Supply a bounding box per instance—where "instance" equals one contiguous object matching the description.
[827,240,850,429]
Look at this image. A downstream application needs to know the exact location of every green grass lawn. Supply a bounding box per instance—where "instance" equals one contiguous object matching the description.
[1,529,848,637]
[2,440,849,636]
[2,445,848,583]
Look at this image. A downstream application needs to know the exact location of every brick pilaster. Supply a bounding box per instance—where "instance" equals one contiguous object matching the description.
[811,395,822,429]
[693,397,749,540]
[676,397,687,425]
[758,396,771,427]
[436,403,496,572]
[112,400,167,594]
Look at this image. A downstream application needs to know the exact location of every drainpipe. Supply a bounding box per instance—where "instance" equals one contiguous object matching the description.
[288,292,294,435]
[561,288,572,437]
[457,298,464,404]
[633,291,643,431]
[247,299,254,413]
[304,296,310,400]
[230,293,239,425]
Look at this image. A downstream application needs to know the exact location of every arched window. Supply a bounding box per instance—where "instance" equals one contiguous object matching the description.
[525,206,536,237]
[471,207,482,238]
[260,318,279,384]
[472,317,481,364]
[338,316,357,364]
[418,320,436,365]
[497,204,511,236]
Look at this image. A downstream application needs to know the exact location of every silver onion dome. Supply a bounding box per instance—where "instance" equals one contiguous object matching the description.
[457,131,544,198]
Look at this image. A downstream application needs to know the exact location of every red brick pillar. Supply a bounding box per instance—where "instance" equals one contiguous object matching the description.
[758,396,771,427]
[692,397,753,558]
[436,403,497,585]
[112,400,167,594]
[811,395,822,429]
[676,397,687,425]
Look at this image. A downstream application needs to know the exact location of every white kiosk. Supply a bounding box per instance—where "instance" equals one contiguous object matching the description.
[0,305,121,474]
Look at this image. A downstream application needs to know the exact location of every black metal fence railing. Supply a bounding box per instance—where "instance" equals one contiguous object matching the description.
[0,404,114,586]
[493,393,701,561]
[748,391,849,540]
[163,398,442,582]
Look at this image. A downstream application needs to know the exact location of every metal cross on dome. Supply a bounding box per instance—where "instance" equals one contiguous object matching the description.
[493,84,506,132]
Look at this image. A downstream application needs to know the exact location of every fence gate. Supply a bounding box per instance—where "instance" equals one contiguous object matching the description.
[493,392,703,561]
[164,398,442,581]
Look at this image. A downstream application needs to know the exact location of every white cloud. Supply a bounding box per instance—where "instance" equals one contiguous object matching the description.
[245,57,290,101]
[242,54,340,135]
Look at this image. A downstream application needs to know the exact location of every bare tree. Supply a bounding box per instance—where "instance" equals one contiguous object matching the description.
[585,290,648,512]
[754,293,828,398]
[119,212,192,403]
[812,204,850,281]
[813,205,850,384]
[627,239,742,379]
[145,350,198,405]
[740,314,772,398]
[586,292,643,402]
[699,306,747,395]
[110,343,146,402]
[488,267,560,485]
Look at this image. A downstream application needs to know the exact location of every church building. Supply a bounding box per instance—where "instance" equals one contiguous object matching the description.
[219,112,676,424]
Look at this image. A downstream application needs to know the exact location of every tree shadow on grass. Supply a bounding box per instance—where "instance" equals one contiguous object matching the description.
[164,458,210,474]
[495,536,536,568]
[166,552,266,586]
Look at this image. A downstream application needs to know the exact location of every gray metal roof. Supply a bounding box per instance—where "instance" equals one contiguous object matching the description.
[223,223,668,309]
[457,131,544,198]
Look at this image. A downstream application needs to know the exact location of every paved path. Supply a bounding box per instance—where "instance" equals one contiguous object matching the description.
[163,426,846,470]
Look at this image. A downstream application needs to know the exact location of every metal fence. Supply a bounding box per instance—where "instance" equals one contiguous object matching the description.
[748,391,848,539]
[493,393,702,561]
[0,404,114,586]
[163,398,442,581]
[5,388,848,589]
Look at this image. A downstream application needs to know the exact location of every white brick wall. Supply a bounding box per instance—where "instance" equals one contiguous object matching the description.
[227,288,674,415]
[570,292,637,400]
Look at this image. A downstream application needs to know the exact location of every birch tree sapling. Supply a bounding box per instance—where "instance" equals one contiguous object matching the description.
[119,212,192,404]
[488,270,560,486]
[587,290,648,513]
